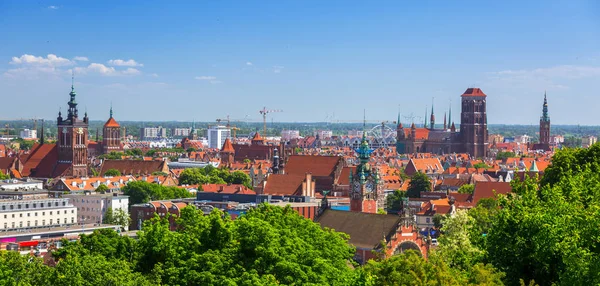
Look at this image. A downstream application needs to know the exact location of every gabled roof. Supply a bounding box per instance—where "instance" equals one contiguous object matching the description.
[104,117,120,128]
[263,174,306,196]
[251,132,264,141]
[20,143,69,178]
[316,209,401,249]
[221,138,235,153]
[461,88,487,97]
[472,182,512,203]
[284,155,342,177]
[99,159,166,176]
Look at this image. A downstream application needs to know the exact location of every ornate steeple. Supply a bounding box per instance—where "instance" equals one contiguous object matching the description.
[541,91,550,122]
[110,103,113,118]
[67,75,78,120]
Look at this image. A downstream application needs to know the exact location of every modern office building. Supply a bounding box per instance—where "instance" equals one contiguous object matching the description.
[207,125,231,149]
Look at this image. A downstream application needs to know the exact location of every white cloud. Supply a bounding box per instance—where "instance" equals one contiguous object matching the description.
[149,73,159,77]
[73,56,89,62]
[195,76,221,84]
[273,65,284,73]
[486,65,600,92]
[246,62,253,66]
[75,63,141,76]
[107,59,143,67]
[48,6,58,9]
[10,54,74,66]
[195,76,216,80]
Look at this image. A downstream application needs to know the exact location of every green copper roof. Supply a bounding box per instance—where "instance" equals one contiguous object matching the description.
[529,160,539,172]
[541,92,550,122]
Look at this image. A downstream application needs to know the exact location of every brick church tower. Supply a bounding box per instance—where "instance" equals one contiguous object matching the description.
[57,83,89,177]
[538,92,551,151]
[102,106,122,154]
[349,130,384,213]
[460,88,488,158]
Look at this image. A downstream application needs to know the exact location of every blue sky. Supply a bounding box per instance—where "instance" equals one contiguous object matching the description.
[1,0,599,124]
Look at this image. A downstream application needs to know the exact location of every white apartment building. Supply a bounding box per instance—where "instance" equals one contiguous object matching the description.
[314,130,333,139]
[0,197,77,230]
[582,136,598,148]
[64,194,129,229]
[0,179,44,191]
[281,130,300,141]
[139,126,167,140]
[19,129,37,139]
[207,125,231,149]
[172,128,192,137]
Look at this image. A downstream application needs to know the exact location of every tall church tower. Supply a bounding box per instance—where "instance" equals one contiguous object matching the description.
[539,92,551,151]
[57,83,89,177]
[460,88,488,158]
[349,130,384,213]
[102,105,122,154]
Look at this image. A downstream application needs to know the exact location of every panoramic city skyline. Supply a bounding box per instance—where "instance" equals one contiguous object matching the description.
[1,1,599,124]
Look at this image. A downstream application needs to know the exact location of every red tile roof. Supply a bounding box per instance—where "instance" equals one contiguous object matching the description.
[221,138,234,153]
[263,174,306,195]
[472,182,512,203]
[284,155,342,177]
[337,166,356,185]
[251,132,264,141]
[104,117,120,128]
[461,88,487,97]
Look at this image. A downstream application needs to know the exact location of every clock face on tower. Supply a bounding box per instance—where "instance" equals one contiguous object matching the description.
[77,128,84,134]
[365,180,374,192]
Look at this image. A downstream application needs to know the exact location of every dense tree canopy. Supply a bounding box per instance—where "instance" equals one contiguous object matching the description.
[103,168,121,176]
[121,181,194,206]
[407,172,430,198]
[457,184,474,194]
[385,190,406,212]
[179,166,253,189]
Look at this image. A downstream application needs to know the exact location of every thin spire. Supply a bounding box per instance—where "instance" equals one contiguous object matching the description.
[110,102,113,118]
[448,98,452,126]
[424,106,428,128]
[71,70,75,91]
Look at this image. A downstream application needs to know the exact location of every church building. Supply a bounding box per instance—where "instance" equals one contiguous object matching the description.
[396,88,489,158]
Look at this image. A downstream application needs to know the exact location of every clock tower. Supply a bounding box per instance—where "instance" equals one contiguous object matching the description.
[57,83,89,177]
[349,131,384,213]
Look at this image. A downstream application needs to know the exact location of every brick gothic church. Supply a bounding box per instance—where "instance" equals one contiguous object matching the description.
[56,84,89,177]
[396,88,489,158]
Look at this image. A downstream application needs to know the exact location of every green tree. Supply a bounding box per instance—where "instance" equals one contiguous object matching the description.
[496,151,516,160]
[0,250,52,285]
[243,158,251,164]
[95,184,109,194]
[432,213,445,229]
[385,190,406,212]
[457,184,475,194]
[98,152,125,160]
[121,181,193,206]
[0,172,9,180]
[407,172,430,198]
[104,169,121,176]
[103,207,131,230]
[473,162,490,169]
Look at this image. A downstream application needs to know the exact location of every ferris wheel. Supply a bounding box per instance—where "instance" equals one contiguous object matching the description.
[367,123,397,148]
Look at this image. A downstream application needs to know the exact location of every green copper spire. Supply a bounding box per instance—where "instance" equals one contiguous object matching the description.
[529,160,539,172]
[356,110,373,181]
[541,91,550,122]
[110,103,113,118]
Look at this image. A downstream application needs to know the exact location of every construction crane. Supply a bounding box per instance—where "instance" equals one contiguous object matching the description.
[216,115,246,138]
[259,107,282,136]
